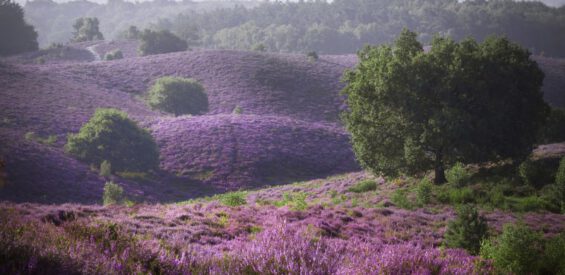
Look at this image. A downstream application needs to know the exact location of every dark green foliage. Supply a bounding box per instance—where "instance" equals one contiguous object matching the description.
[72,17,104,42]
[556,157,565,213]
[66,108,159,172]
[306,51,318,61]
[104,49,123,61]
[123,25,141,40]
[537,108,565,144]
[0,0,38,56]
[347,179,377,193]
[518,158,560,188]
[147,77,208,116]
[480,223,544,274]
[219,191,247,207]
[139,29,187,56]
[444,205,488,255]
[342,29,548,184]
[542,233,565,274]
[103,181,124,206]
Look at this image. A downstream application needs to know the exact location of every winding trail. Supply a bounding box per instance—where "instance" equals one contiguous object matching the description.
[86,44,101,61]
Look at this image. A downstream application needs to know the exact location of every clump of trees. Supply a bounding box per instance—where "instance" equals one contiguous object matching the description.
[139,29,187,56]
[0,0,38,56]
[147,77,208,116]
[66,108,159,173]
[72,17,104,42]
[342,29,549,184]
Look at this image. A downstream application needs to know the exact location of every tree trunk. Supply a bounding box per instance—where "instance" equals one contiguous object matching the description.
[434,150,447,184]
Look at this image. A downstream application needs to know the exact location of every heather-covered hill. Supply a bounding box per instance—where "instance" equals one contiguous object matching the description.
[58,48,353,122]
[153,115,358,190]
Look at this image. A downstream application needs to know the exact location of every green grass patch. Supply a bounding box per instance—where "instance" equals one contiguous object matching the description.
[347,179,377,193]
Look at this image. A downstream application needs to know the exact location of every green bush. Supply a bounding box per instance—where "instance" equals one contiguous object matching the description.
[147,77,208,116]
[104,49,123,60]
[99,160,111,177]
[445,162,471,186]
[347,179,377,193]
[139,29,187,56]
[437,186,475,205]
[232,105,243,115]
[444,204,489,255]
[556,157,565,213]
[306,51,318,61]
[416,177,433,205]
[66,108,159,172]
[480,223,545,274]
[274,192,309,211]
[519,158,560,188]
[103,181,124,206]
[219,191,247,207]
[391,189,413,209]
[542,233,565,274]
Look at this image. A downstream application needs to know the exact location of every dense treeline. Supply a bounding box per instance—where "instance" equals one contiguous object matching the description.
[25,0,565,57]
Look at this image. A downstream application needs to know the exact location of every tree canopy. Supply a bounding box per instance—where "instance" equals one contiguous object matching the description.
[66,108,159,172]
[72,17,104,42]
[342,29,549,183]
[0,0,38,56]
[139,29,187,56]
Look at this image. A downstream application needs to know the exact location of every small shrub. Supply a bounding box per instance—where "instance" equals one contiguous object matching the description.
[347,179,377,193]
[139,29,187,56]
[147,77,208,116]
[519,158,559,188]
[66,108,159,172]
[252,43,266,52]
[391,189,413,209]
[444,204,488,255]
[275,192,309,211]
[232,105,243,115]
[480,223,544,274]
[542,233,565,274]
[416,177,433,205]
[25,132,57,146]
[437,186,475,205]
[306,51,318,62]
[116,171,150,181]
[99,160,111,177]
[104,49,123,60]
[219,191,247,207]
[556,157,565,213]
[103,181,124,206]
[445,162,471,186]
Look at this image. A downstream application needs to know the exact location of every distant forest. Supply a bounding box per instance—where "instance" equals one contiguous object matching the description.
[25,0,565,57]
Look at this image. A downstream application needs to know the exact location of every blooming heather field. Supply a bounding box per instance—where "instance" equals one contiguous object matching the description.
[1,42,565,274]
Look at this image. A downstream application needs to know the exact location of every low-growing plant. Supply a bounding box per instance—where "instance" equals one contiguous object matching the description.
[445,162,471,186]
[219,191,247,207]
[232,105,243,115]
[104,49,123,60]
[116,171,150,181]
[275,192,309,211]
[99,160,111,177]
[541,233,565,274]
[416,177,433,205]
[444,204,488,255]
[436,186,475,205]
[147,77,208,116]
[391,189,413,209]
[480,223,544,274]
[103,181,124,206]
[347,179,377,193]
[25,132,57,146]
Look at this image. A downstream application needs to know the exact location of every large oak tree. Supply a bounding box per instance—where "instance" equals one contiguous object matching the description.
[342,29,549,183]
